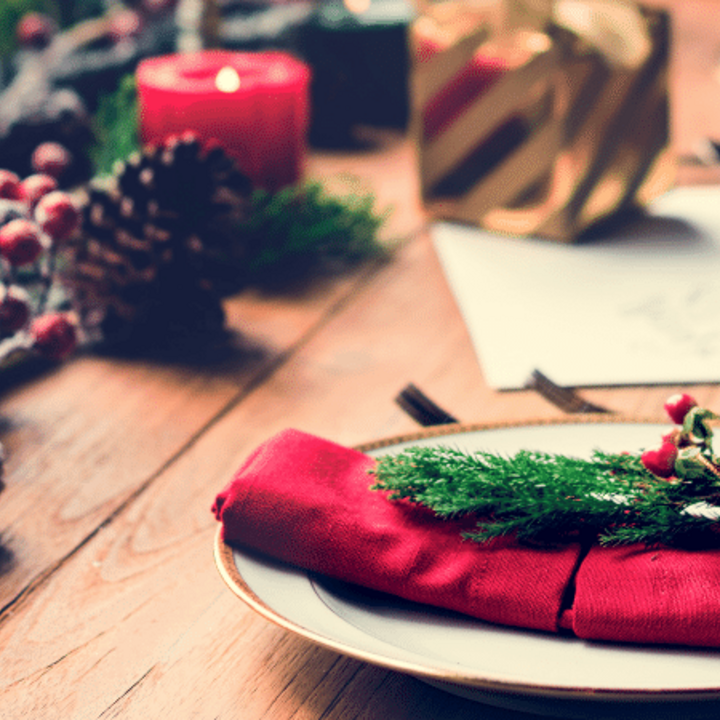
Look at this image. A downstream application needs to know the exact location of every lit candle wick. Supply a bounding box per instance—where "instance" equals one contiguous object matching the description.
[216,66,241,93]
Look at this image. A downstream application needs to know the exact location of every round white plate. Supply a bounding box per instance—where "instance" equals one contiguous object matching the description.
[214,419,720,719]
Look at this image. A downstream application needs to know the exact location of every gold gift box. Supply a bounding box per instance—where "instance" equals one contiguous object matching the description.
[412,0,674,242]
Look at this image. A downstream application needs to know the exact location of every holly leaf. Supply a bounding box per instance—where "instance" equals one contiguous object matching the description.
[675,446,708,479]
[683,407,718,446]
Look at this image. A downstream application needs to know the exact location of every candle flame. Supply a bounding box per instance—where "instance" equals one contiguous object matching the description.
[344,0,371,14]
[216,66,241,93]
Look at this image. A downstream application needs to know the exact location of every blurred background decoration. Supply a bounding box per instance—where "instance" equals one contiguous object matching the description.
[1,0,678,355]
[0,0,394,358]
[298,0,413,147]
[0,0,415,165]
[411,0,675,242]
[0,167,81,373]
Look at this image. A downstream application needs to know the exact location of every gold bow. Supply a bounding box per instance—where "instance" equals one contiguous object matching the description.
[508,0,653,67]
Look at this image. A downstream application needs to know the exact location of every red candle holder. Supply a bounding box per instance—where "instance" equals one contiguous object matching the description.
[137,50,311,192]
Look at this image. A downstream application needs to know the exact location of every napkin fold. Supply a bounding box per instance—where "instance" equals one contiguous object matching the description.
[213,429,720,647]
[569,544,720,647]
[212,429,581,633]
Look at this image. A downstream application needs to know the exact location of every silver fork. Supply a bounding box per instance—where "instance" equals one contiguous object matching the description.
[396,371,611,427]
[525,369,611,414]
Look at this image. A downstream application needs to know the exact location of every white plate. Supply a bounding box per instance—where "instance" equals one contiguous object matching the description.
[214,419,720,719]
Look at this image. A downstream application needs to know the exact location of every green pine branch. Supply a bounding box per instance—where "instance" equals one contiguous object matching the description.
[90,74,140,178]
[242,182,390,287]
[370,446,720,548]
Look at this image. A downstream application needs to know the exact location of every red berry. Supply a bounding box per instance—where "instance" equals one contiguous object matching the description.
[20,174,58,208]
[664,393,697,425]
[16,12,57,50]
[0,170,22,200]
[0,219,44,266]
[0,286,30,333]
[661,428,682,446]
[108,9,144,42]
[31,313,77,361]
[641,442,678,478]
[31,142,72,180]
[34,191,80,241]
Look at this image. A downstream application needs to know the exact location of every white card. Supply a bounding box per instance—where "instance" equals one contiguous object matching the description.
[432,186,720,389]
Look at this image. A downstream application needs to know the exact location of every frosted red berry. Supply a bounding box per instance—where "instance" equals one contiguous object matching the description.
[35,191,80,241]
[31,313,77,361]
[664,393,697,425]
[20,174,58,208]
[108,9,143,42]
[16,13,57,50]
[0,286,30,333]
[661,427,682,447]
[0,219,44,266]
[0,170,22,200]
[31,142,72,180]
[641,442,678,478]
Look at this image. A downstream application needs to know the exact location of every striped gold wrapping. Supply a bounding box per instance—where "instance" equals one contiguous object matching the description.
[413,4,674,242]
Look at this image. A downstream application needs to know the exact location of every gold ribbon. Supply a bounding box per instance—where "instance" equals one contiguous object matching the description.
[507,0,653,68]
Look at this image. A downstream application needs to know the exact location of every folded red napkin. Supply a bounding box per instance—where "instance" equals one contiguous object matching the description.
[213,429,581,633]
[568,544,720,647]
[213,429,720,647]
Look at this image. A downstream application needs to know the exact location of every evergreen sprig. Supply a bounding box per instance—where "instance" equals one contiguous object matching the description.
[90,74,139,178]
[370,443,720,548]
[242,181,390,288]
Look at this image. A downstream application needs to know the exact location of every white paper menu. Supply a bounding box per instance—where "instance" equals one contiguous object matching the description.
[432,186,720,389]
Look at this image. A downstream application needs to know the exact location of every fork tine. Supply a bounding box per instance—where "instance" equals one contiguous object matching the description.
[526,370,611,414]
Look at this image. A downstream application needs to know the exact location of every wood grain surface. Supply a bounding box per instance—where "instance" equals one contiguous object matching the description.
[2,2,720,718]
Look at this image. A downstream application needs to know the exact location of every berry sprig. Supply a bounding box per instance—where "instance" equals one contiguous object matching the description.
[16,12,57,51]
[641,394,720,484]
[371,395,720,548]
[0,166,81,369]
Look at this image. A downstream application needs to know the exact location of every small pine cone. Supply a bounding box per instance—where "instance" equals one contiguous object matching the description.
[62,134,254,350]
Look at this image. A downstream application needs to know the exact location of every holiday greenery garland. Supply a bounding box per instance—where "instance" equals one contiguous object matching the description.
[90,74,390,291]
[90,74,139,179]
[241,181,389,288]
[371,394,720,548]
[0,169,80,370]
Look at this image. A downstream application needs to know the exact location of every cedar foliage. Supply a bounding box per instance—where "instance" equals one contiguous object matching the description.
[372,411,720,548]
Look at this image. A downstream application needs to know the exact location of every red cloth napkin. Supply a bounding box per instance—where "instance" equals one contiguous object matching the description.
[213,429,581,633]
[568,544,720,647]
[213,429,720,647]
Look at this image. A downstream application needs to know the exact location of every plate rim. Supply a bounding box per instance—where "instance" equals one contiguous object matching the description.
[213,416,720,703]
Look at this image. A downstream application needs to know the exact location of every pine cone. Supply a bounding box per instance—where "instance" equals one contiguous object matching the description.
[63,133,254,351]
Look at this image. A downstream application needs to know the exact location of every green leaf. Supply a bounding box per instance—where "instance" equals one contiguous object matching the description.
[675,446,708,479]
[682,407,718,445]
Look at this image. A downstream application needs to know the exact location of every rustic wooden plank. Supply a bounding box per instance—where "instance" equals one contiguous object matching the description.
[0,219,564,719]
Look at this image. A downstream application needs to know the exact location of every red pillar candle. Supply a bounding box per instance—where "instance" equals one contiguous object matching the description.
[137,50,311,191]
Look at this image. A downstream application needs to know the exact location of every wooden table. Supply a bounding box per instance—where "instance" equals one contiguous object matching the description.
[2,2,720,717]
